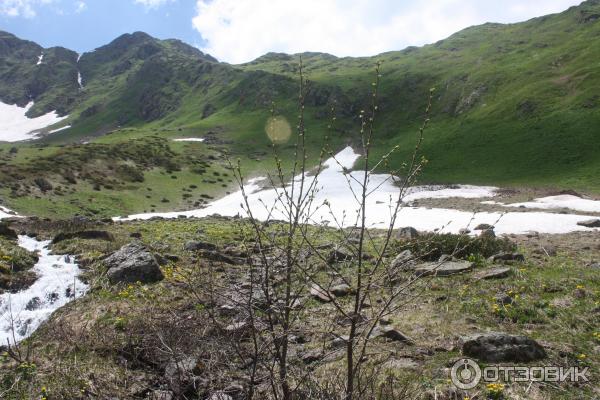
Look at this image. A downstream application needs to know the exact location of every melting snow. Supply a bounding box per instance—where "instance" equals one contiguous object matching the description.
[0,101,68,142]
[37,53,44,65]
[48,125,71,134]
[0,236,88,344]
[493,195,600,214]
[173,138,205,142]
[115,146,599,235]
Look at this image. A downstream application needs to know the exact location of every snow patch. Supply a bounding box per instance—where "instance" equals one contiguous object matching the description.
[0,236,88,344]
[115,146,598,235]
[173,138,205,142]
[497,195,600,213]
[48,125,71,134]
[0,101,68,142]
[36,53,43,65]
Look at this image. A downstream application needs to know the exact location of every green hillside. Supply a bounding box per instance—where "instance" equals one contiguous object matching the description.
[0,0,599,217]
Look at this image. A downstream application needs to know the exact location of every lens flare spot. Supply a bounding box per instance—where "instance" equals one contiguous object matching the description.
[265,116,291,144]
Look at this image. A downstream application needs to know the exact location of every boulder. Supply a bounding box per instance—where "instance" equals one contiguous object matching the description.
[0,222,17,239]
[479,228,496,239]
[310,284,334,302]
[104,242,164,284]
[164,356,202,394]
[488,252,525,263]
[198,250,243,265]
[397,227,419,240]
[375,326,414,344]
[577,219,600,228]
[390,250,415,270]
[474,223,493,230]
[462,332,546,362]
[327,247,353,264]
[52,230,113,244]
[474,267,512,280]
[414,261,474,277]
[184,240,217,251]
[330,283,353,297]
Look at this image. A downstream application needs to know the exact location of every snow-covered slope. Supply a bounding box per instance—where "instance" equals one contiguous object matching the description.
[0,101,68,142]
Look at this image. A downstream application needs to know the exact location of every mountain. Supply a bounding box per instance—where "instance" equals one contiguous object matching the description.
[0,0,599,217]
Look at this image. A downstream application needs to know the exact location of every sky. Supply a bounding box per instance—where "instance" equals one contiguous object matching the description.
[0,0,584,64]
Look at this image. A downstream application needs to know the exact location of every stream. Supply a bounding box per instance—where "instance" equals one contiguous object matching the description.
[0,236,88,345]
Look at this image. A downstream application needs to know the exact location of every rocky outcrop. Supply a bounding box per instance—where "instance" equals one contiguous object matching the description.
[104,242,163,284]
[462,332,546,362]
[413,261,474,276]
[577,219,600,228]
[52,230,114,244]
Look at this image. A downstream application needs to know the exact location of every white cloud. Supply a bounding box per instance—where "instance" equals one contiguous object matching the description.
[133,0,173,9]
[0,0,55,18]
[192,0,582,64]
[74,0,86,13]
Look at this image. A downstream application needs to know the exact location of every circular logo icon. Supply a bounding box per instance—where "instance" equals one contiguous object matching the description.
[450,358,481,389]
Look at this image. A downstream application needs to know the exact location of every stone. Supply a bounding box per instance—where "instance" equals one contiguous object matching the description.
[330,283,353,297]
[224,321,248,334]
[577,219,600,228]
[474,223,493,230]
[397,227,419,240]
[184,240,217,251]
[462,332,546,362]
[488,252,525,263]
[413,261,474,277]
[474,267,512,280]
[0,222,17,239]
[480,229,496,239]
[390,250,415,270]
[327,247,353,264]
[495,294,514,305]
[331,335,349,348]
[310,284,334,302]
[104,242,163,284]
[199,250,243,265]
[459,228,471,235]
[52,230,113,244]
[375,326,414,344]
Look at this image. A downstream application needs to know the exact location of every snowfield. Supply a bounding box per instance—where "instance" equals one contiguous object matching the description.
[0,101,68,142]
[115,147,599,235]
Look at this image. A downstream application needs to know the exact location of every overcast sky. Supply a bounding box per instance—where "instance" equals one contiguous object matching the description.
[0,0,584,63]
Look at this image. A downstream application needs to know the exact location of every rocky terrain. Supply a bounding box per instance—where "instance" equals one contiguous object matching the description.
[0,215,597,399]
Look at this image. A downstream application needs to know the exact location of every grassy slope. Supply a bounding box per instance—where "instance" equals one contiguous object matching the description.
[1,2,600,218]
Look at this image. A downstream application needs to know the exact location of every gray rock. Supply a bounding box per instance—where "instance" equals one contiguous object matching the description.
[330,283,353,297]
[577,219,600,228]
[331,335,349,348]
[390,250,415,270]
[327,247,353,264]
[479,228,496,239]
[397,227,419,240]
[462,332,546,362]
[488,252,525,263]
[474,223,493,230]
[375,326,414,344]
[589,262,600,270]
[104,242,163,284]
[310,284,334,302]
[495,294,514,305]
[474,267,512,280]
[459,228,471,235]
[184,240,217,251]
[414,261,474,277]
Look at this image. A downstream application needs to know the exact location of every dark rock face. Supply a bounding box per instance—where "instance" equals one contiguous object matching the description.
[390,249,416,270]
[104,242,163,284]
[577,219,600,228]
[462,333,546,362]
[52,230,114,244]
[474,223,493,230]
[184,240,217,251]
[0,222,17,239]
